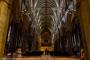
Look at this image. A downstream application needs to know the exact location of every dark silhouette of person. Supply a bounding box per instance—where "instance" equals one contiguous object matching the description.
[45,48,48,55]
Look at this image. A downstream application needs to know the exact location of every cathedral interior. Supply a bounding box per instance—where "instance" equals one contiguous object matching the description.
[0,0,90,60]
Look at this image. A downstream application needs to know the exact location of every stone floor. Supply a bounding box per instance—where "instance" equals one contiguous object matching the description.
[15,55,80,60]
[16,57,80,60]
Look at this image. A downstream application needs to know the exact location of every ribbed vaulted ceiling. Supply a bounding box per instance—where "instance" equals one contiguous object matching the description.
[20,0,77,38]
[36,0,57,33]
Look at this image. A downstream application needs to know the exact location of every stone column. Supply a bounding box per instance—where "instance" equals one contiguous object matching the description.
[80,0,90,59]
[0,0,12,58]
